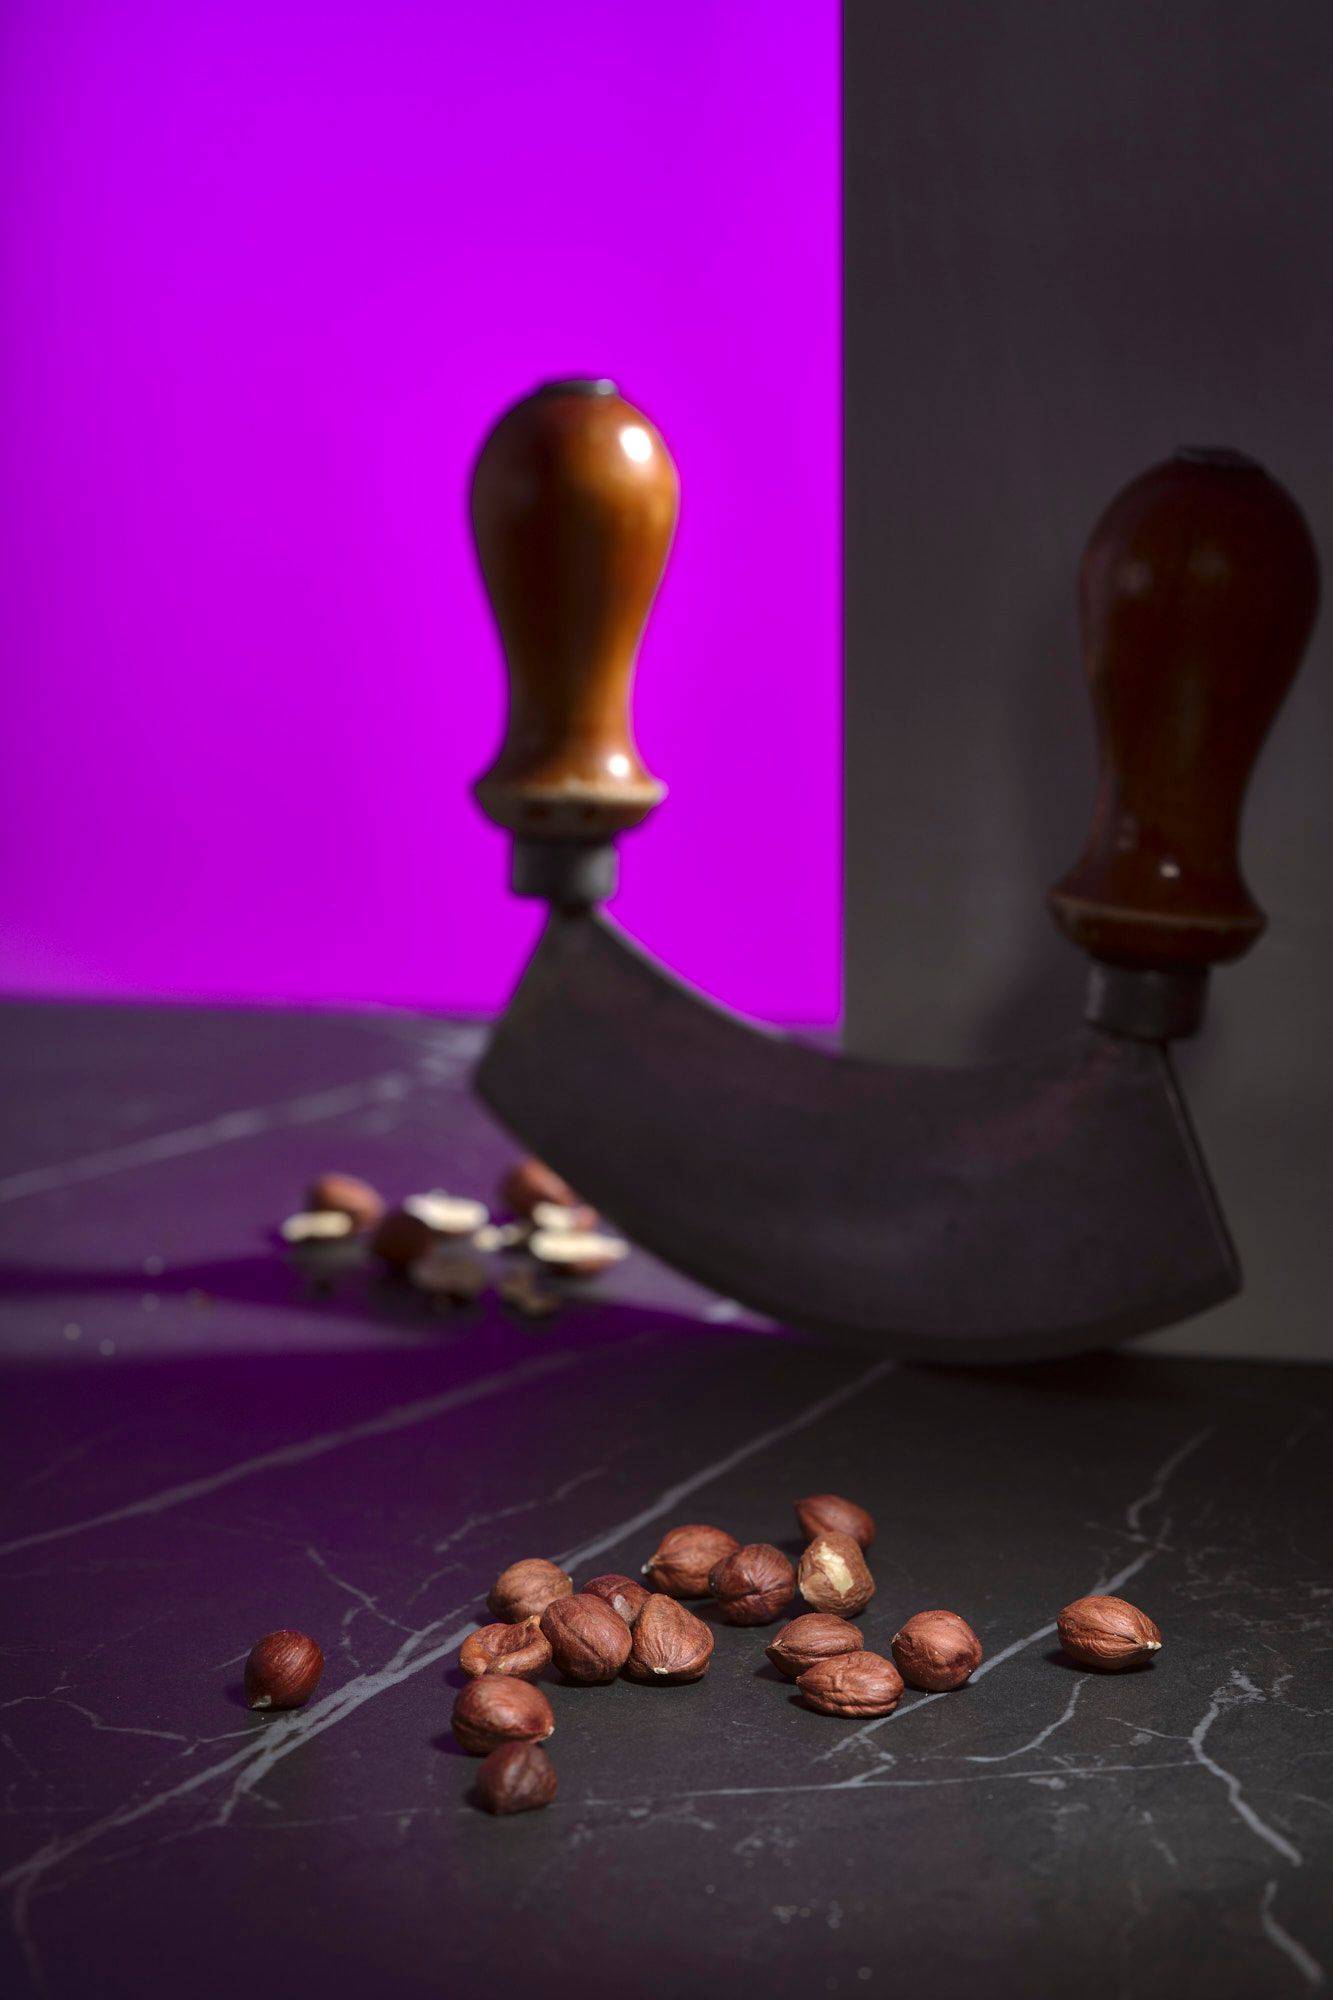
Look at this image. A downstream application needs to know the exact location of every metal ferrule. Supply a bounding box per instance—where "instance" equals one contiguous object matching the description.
[1084,963,1210,1042]
[511,838,618,908]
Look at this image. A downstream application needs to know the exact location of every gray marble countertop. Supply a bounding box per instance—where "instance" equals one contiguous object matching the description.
[0,1000,1328,1999]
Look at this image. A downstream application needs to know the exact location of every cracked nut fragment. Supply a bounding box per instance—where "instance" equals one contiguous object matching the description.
[797,1532,875,1617]
[708,1542,796,1625]
[498,1270,561,1319]
[487,1558,573,1623]
[244,1630,324,1710]
[402,1190,489,1236]
[622,1594,714,1684]
[794,1491,876,1549]
[408,1248,488,1303]
[475,1741,557,1815]
[891,1610,983,1691]
[1057,1594,1162,1671]
[643,1524,739,1598]
[766,1613,865,1680]
[459,1617,552,1680]
[280,1210,355,1245]
[541,1594,633,1683]
[499,1156,597,1228]
[582,1573,650,1626]
[305,1172,385,1231]
[797,1650,903,1718]
[528,1229,629,1276]
[452,1676,554,1756]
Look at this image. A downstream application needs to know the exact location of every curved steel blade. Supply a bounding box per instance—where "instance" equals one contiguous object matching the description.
[476,913,1238,1360]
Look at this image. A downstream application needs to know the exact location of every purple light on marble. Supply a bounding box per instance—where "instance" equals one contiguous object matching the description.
[0,2,838,1021]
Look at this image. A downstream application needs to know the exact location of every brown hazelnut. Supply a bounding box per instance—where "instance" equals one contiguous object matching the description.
[582,1574,650,1626]
[794,1492,876,1549]
[623,1594,714,1683]
[891,1610,983,1690]
[797,1650,904,1717]
[499,1156,597,1228]
[540,1594,633,1683]
[459,1617,552,1680]
[797,1533,875,1617]
[708,1543,796,1625]
[487,1558,573,1624]
[370,1207,441,1271]
[244,1630,324,1710]
[305,1172,385,1231]
[451,1676,554,1755]
[766,1613,865,1680]
[1057,1595,1162,1671]
[642,1524,739,1598]
[475,1741,557,1816]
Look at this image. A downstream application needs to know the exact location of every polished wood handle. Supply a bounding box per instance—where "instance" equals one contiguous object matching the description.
[471,378,678,841]
[1049,449,1319,971]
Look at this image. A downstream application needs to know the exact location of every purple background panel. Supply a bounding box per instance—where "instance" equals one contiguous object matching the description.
[0,1,839,1022]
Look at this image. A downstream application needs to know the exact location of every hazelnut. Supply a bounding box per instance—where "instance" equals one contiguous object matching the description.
[797,1533,875,1617]
[305,1172,385,1231]
[500,1156,597,1228]
[794,1492,876,1549]
[891,1610,983,1690]
[408,1248,488,1302]
[1057,1595,1162,1671]
[623,1594,714,1683]
[475,1740,557,1816]
[528,1229,629,1276]
[370,1207,441,1270]
[487,1558,573,1623]
[766,1613,865,1680]
[582,1574,650,1626]
[279,1211,355,1245]
[797,1650,904,1718]
[498,1270,561,1319]
[541,1594,633,1683]
[708,1543,796,1625]
[452,1675,554,1755]
[244,1630,324,1710]
[642,1524,739,1598]
[459,1617,552,1680]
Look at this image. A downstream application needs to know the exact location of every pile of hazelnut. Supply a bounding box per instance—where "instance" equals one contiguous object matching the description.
[277,1158,628,1319]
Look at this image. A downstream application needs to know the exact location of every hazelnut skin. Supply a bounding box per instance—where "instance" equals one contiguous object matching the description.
[541,1594,633,1684]
[305,1172,385,1231]
[475,1741,557,1815]
[797,1650,904,1718]
[459,1617,552,1680]
[766,1613,865,1680]
[487,1558,574,1624]
[708,1543,796,1625]
[622,1594,714,1683]
[499,1156,597,1229]
[582,1574,650,1626]
[891,1610,983,1690]
[452,1676,555,1756]
[244,1630,323,1711]
[642,1524,739,1598]
[797,1533,875,1617]
[795,1492,876,1549]
[1057,1595,1162,1671]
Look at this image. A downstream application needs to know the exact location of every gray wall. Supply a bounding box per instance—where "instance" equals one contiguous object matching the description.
[844,1,1331,1359]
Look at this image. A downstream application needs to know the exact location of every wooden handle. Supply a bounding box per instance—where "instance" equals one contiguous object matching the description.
[471,379,678,841]
[1049,449,1319,970]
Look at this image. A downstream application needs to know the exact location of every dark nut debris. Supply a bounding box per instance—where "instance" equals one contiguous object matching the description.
[708,1543,796,1626]
[452,1676,555,1756]
[244,1630,323,1710]
[487,1559,574,1623]
[766,1613,866,1680]
[541,1594,633,1684]
[1057,1595,1162,1672]
[306,1172,385,1231]
[797,1533,875,1617]
[891,1610,983,1691]
[475,1741,557,1816]
[499,1157,597,1230]
[582,1574,650,1626]
[459,1617,552,1680]
[794,1492,875,1549]
[623,1594,714,1683]
[797,1650,904,1718]
[642,1524,739,1598]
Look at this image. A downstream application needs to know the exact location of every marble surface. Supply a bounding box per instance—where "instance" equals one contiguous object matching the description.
[0,1000,1329,1999]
